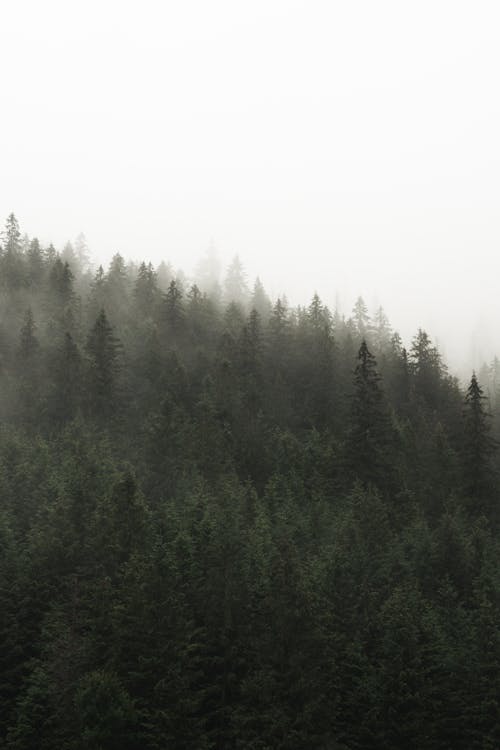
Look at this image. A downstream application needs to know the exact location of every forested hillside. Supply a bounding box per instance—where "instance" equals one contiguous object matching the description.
[0,212,499,749]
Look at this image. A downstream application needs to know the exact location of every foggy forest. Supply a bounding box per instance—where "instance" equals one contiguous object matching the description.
[0,211,500,748]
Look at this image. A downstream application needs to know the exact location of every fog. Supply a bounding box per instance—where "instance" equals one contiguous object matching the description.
[2,0,500,375]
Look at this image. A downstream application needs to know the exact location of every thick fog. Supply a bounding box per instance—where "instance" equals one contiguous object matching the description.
[2,0,500,374]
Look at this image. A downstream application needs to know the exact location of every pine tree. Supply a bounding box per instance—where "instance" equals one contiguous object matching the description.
[27,238,45,287]
[223,255,249,307]
[47,258,75,333]
[410,328,444,409]
[74,232,91,272]
[462,372,496,512]
[345,340,395,492]
[250,277,271,320]
[1,213,21,255]
[373,305,392,351]
[133,262,158,318]
[163,279,185,342]
[265,299,292,427]
[268,298,288,344]
[105,253,130,322]
[307,293,331,331]
[61,241,78,273]
[352,296,370,339]
[85,310,121,420]
[17,309,41,422]
[88,266,106,322]
[0,214,25,289]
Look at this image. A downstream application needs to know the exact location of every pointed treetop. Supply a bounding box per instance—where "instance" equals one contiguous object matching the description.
[1,213,21,255]
[352,296,370,336]
[223,255,249,305]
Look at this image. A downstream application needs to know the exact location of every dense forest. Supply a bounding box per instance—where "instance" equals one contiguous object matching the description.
[0,211,499,749]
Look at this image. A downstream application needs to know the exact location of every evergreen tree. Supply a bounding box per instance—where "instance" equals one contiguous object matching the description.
[410,328,444,409]
[27,238,45,287]
[345,340,396,491]
[250,277,271,320]
[0,214,25,289]
[85,310,121,420]
[133,261,158,318]
[61,241,78,273]
[88,265,106,322]
[223,255,249,307]
[74,232,91,272]
[163,279,185,342]
[462,372,496,512]
[105,253,130,323]
[17,308,41,422]
[1,213,21,255]
[156,260,173,291]
[352,296,370,339]
[373,305,392,351]
[47,258,75,333]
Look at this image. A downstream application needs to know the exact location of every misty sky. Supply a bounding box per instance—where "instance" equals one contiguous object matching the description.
[2,0,500,371]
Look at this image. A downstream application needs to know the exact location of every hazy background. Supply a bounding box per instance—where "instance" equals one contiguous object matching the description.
[2,0,500,373]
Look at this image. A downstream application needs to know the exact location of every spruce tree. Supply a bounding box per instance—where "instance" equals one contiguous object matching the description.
[352,296,370,339]
[345,340,395,492]
[1,213,21,255]
[410,328,444,409]
[133,262,158,318]
[85,310,121,420]
[163,279,185,342]
[223,255,249,307]
[250,277,271,320]
[0,214,25,289]
[17,309,40,423]
[27,238,45,287]
[462,372,496,512]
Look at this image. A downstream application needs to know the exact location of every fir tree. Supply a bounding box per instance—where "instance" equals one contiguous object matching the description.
[85,309,121,420]
[17,309,40,422]
[352,296,370,339]
[250,277,271,320]
[462,372,496,511]
[163,279,185,342]
[1,213,21,255]
[133,262,158,318]
[345,340,396,492]
[223,255,249,307]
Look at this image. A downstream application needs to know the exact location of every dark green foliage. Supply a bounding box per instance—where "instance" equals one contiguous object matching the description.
[462,373,497,513]
[345,340,396,492]
[85,309,122,420]
[0,213,500,748]
[48,332,82,425]
[74,670,138,749]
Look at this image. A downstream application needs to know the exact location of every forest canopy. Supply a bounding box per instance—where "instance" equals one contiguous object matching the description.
[0,213,500,749]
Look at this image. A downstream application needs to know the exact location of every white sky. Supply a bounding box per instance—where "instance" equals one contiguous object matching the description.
[2,0,500,371]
